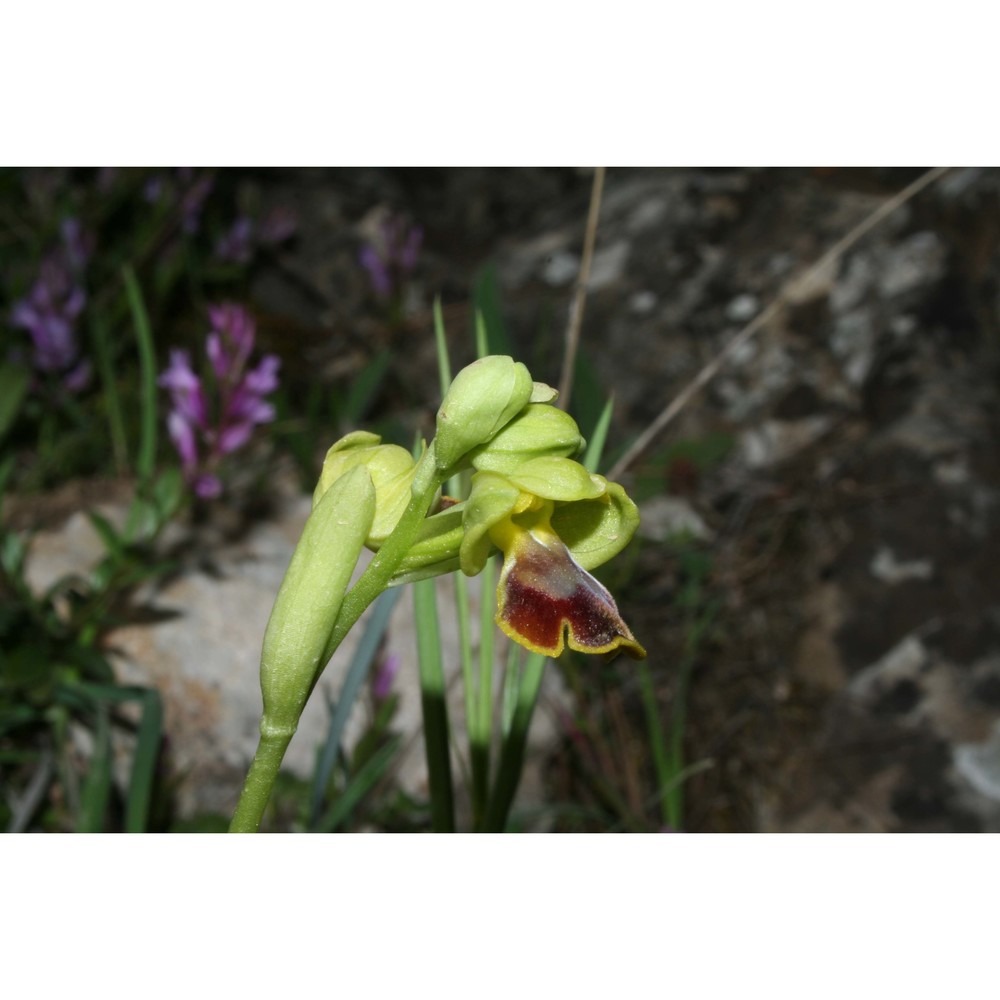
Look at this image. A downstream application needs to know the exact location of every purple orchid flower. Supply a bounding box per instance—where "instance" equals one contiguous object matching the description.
[159,303,280,499]
[215,216,256,264]
[10,217,94,392]
[371,653,401,703]
[257,205,298,246]
[359,212,423,301]
[214,206,297,266]
[179,172,213,234]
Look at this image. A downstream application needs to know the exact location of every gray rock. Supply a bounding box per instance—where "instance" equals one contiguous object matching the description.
[877,231,945,299]
[848,633,928,702]
[830,309,876,387]
[739,416,832,468]
[639,495,713,542]
[954,722,1000,802]
[588,240,630,291]
[628,290,658,315]
[626,197,670,234]
[725,293,759,323]
[541,250,580,287]
[869,546,934,584]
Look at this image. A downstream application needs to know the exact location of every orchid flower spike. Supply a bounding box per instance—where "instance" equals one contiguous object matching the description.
[313,356,645,661]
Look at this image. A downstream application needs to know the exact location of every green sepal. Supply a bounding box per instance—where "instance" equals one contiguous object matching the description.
[459,472,522,576]
[504,456,606,502]
[313,431,417,545]
[550,481,640,571]
[468,403,585,474]
[261,465,376,735]
[435,356,533,473]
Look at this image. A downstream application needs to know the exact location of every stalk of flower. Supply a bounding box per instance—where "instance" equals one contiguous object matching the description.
[158,303,280,498]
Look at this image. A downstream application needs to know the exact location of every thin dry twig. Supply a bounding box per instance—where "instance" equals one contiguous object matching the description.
[606,166,952,482]
[558,166,607,410]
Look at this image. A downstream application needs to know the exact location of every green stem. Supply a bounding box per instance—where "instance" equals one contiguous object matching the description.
[229,728,294,832]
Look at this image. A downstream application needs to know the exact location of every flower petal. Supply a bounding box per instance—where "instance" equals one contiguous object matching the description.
[494,524,645,660]
[551,481,640,571]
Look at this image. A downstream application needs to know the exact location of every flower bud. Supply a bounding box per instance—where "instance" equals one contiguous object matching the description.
[434,356,533,473]
[314,431,418,545]
[261,465,375,735]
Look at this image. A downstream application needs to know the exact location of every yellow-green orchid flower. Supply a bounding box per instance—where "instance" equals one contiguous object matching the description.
[312,368,645,661]
[460,457,646,660]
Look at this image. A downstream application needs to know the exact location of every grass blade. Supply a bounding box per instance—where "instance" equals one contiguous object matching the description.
[413,577,455,832]
[89,315,128,474]
[0,362,30,444]
[125,689,163,832]
[472,266,513,355]
[122,265,157,485]
[485,649,546,831]
[315,735,402,832]
[474,309,489,360]
[309,586,402,827]
[638,659,672,828]
[77,702,112,833]
[342,349,391,427]
[582,394,614,474]
[471,556,496,827]
[433,296,453,391]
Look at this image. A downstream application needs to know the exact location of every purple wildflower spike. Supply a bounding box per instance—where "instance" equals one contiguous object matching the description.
[258,206,297,246]
[159,303,280,497]
[359,211,423,301]
[10,218,94,392]
[215,216,256,264]
[371,653,401,703]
